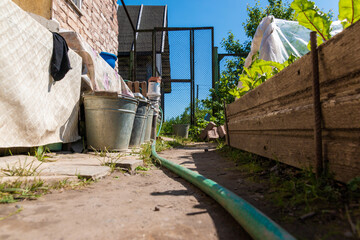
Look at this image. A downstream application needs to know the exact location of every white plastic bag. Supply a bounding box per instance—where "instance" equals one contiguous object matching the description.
[244,16,312,68]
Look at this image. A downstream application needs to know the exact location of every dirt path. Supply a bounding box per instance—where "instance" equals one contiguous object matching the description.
[0,143,251,240]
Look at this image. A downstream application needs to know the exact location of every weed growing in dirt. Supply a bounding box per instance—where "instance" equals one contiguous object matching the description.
[216,144,360,234]
[33,146,51,162]
[139,140,173,166]
[91,147,124,173]
[0,176,96,205]
[0,180,48,203]
[135,166,150,171]
[166,137,194,148]
[2,159,42,177]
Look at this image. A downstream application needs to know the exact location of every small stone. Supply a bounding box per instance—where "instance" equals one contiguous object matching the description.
[15,205,21,209]
[237,179,243,184]
[124,173,130,176]
[154,206,160,211]
[204,149,208,152]
[344,231,353,238]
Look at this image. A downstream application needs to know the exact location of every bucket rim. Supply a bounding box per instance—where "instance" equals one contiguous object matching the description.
[83,94,139,103]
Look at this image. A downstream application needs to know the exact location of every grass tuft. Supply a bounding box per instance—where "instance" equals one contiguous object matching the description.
[216,144,360,217]
[2,159,42,177]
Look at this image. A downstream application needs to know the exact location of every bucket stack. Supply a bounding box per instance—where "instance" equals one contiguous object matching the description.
[83,76,162,151]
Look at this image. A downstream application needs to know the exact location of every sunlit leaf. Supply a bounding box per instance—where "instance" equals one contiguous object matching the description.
[339,0,360,28]
[291,0,332,41]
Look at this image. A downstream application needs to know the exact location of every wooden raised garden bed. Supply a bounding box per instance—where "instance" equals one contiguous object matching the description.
[225,21,360,183]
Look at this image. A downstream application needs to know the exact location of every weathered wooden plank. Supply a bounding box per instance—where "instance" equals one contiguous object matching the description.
[226,21,360,183]
[229,93,360,131]
[229,131,360,183]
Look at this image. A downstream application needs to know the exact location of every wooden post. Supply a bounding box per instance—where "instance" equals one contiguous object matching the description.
[133,81,140,93]
[126,81,134,92]
[141,81,147,97]
[310,31,323,178]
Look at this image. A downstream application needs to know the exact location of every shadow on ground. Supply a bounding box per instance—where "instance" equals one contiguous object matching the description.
[151,157,252,240]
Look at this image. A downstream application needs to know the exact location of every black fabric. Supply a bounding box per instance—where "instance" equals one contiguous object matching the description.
[51,33,71,81]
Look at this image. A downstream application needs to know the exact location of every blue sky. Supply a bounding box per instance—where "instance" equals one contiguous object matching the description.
[118,0,340,120]
[118,0,339,51]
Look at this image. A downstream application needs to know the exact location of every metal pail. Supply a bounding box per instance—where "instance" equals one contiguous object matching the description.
[84,95,138,151]
[172,124,190,139]
[129,99,149,147]
[143,107,154,142]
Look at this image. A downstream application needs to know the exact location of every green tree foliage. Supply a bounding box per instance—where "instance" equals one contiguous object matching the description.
[202,0,295,126]
[161,99,211,137]
[244,0,295,39]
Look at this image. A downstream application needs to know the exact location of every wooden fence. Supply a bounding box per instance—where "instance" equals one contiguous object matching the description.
[226,21,360,183]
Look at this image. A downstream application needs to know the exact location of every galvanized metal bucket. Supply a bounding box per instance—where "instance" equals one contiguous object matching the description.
[173,124,190,139]
[143,107,154,142]
[84,94,138,151]
[129,99,149,148]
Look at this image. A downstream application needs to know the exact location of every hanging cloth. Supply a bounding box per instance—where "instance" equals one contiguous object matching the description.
[51,32,71,81]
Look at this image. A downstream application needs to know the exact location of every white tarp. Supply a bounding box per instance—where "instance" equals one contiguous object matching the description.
[244,16,311,68]
[244,16,344,68]
[0,0,82,148]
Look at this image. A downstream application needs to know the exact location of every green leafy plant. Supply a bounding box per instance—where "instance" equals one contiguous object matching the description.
[139,140,172,166]
[135,166,150,171]
[338,0,360,28]
[0,180,48,204]
[291,0,332,45]
[291,0,360,48]
[230,54,298,98]
[34,146,52,162]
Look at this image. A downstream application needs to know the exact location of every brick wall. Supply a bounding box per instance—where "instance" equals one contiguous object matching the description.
[52,0,118,56]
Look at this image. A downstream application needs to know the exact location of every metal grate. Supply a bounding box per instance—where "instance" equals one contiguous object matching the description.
[132,27,214,128]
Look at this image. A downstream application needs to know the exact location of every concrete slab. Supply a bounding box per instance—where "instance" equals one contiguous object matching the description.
[0,175,79,185]
[114,157,143,171]
[0,155,38,169]
[0,151,139,183]
[40,165,111,180]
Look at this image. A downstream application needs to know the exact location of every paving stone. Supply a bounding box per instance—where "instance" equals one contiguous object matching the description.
[40,165,111,180]
[0,175,79,185]
[115,159,143,171]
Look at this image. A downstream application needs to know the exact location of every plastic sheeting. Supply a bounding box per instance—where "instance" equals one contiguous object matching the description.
[244,16,311,68]
[0,0,82,147]
[244,16,344,69]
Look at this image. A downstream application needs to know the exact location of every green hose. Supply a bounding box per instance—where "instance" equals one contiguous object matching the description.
[151,141,296,240]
